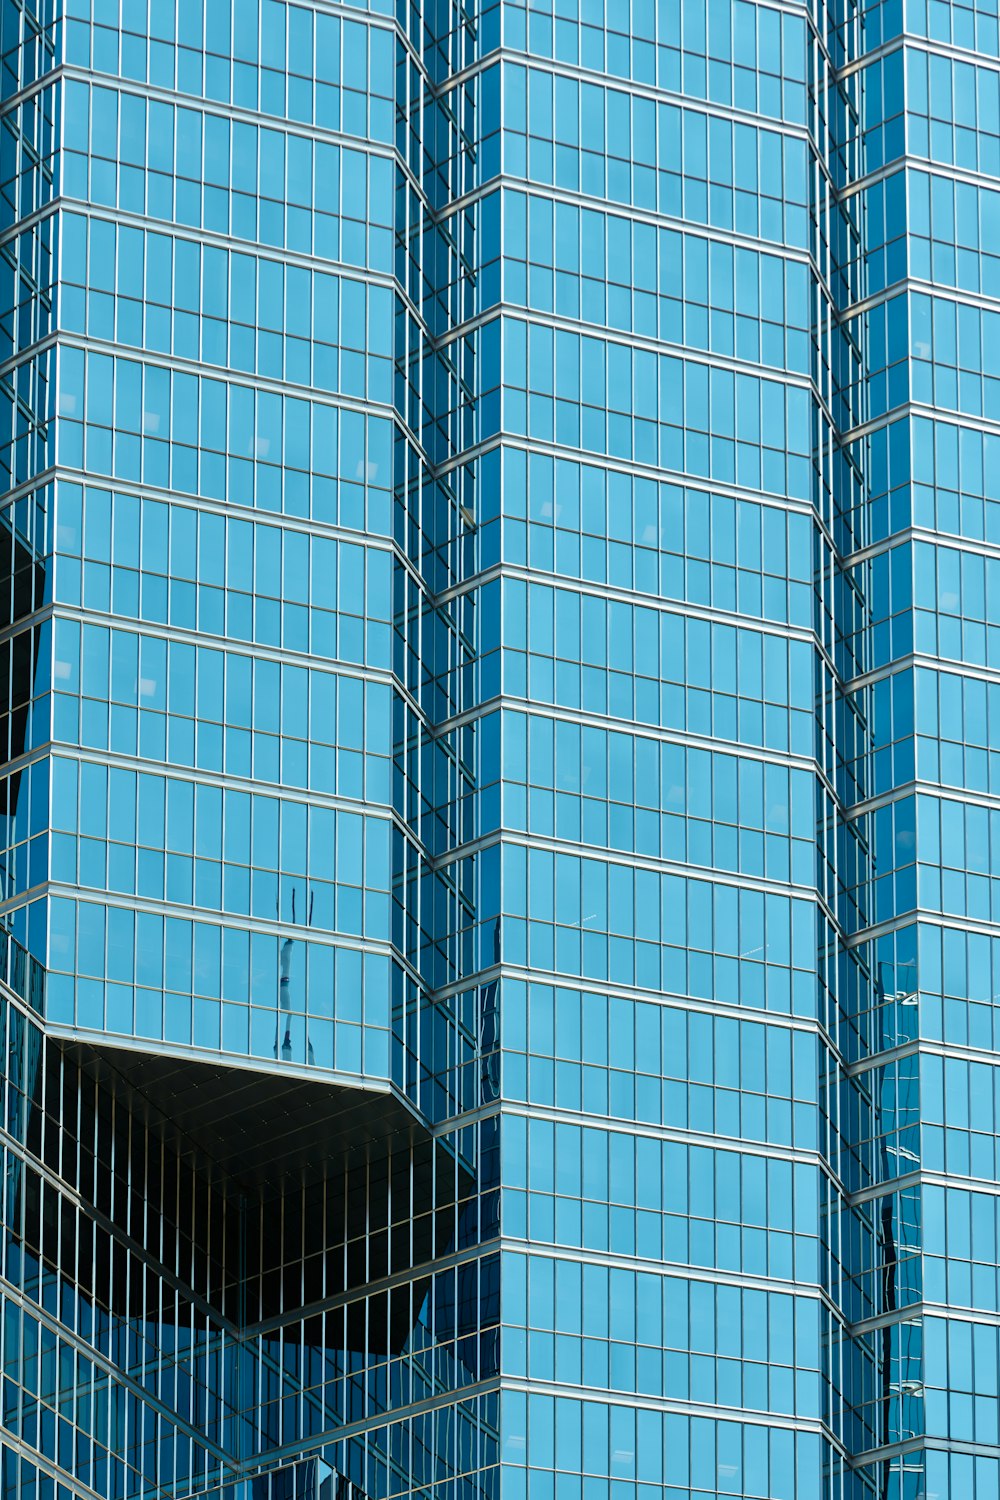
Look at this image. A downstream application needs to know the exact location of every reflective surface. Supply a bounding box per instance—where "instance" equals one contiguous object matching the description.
[0,1,998,1498]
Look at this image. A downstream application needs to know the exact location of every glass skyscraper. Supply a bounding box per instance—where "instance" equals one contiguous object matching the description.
[1,0,999,1496]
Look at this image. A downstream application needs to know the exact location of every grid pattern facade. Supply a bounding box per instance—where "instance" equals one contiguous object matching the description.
[0,1,996,1499]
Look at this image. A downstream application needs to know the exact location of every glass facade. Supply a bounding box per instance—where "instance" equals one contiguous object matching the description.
[0,0,998,1497]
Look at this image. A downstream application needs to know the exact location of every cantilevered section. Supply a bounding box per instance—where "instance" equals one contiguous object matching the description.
[18,1030,471,1342]
[59,1038,436,1195]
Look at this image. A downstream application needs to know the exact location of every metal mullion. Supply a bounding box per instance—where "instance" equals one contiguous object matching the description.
[156,1129,166,1295]
[278,1189,287,1447]
[183,1148,194,1310]
[362,1151,371,1426]
[108,1083,119,1352]
[341,1165,349,1425]
[129,1121,140,1396]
